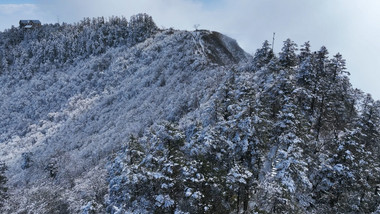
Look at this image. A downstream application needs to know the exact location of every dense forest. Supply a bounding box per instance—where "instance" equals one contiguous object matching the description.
[0,14,379,213]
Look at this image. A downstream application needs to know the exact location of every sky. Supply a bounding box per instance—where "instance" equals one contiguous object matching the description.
[0,0,379,100]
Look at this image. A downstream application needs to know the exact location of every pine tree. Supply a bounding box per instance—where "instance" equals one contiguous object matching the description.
[298,41,311,62]
[0,161,8,209]
[297,42,315,88]
[271,96,313,212]
[128,13,158,44]
[279,39,298,68]
[251,40,275,70]
[310,46,330,139]
[326,53,353,131]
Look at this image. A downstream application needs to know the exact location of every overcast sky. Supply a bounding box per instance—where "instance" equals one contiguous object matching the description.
[1,0,379,100]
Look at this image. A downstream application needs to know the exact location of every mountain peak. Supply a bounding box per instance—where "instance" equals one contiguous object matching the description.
[191,30,249,65]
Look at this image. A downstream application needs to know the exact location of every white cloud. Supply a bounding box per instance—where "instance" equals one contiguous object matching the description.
[0,4,30,15]
[0,4,34,15]
[0,4,40,29]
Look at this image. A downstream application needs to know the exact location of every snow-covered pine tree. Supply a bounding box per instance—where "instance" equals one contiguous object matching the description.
[296,42,314,89]
[272,97,313,210]
[278,39,298,68]
[128,13,158,44]
[251,40,275,71]
[0,161,8,210]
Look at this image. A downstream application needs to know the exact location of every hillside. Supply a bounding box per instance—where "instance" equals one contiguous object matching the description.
[0,14,379,213]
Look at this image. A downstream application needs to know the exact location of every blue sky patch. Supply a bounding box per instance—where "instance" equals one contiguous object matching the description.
[0,0,35,4]
[195,0,221,8]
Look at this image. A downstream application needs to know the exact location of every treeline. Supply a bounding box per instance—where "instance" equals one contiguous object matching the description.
[0,13,157,77]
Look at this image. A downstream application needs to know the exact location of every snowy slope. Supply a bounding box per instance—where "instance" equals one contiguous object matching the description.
[1,15,379,214]
[0,26,248,212]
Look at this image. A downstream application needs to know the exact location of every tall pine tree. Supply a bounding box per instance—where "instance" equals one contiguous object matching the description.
[0,161,8,210]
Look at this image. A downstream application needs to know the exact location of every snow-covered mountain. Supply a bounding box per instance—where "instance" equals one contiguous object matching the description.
[0,14,379,213]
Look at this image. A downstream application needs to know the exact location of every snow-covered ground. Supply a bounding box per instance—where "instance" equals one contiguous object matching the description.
[0,23,248,212]
[0,15,379,214]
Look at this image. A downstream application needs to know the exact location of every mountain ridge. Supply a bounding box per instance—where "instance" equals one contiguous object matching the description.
[0,14,379,213]
[0,15,249,213]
